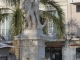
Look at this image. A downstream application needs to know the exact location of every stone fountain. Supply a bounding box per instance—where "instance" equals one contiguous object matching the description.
[14,0,52,60]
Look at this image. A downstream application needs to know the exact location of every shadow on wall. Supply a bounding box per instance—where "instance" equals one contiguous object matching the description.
[66,19,80,38]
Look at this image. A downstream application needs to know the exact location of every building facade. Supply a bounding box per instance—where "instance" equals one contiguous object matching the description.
[0,0,14,60]
[44,0,80,60]
[0,0,80,60]
[0,0,13,41]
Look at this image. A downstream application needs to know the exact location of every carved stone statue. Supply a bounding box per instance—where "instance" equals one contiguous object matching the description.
[22,0,46,30]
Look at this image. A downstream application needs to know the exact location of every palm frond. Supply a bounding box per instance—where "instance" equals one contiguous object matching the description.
[40,0,65,38]
[40,13,48,34]
[40,0,48,4]
[40,10,64,38]
[5,0,24,40]
[4,0,65,39]
[10,8,24,39]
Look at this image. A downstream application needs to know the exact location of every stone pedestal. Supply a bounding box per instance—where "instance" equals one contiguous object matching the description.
[14,29,52,60]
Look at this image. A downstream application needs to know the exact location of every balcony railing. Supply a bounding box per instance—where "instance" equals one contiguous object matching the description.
[70,0,80,4]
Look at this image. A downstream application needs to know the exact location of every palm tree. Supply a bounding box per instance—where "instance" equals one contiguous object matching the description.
[40,0,65,38]
[0,0,65,39]
[0,1,24,59]
[0,0,65,59]
[6,0,24,40]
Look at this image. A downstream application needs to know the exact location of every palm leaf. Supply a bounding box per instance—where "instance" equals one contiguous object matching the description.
[10,8,24,39]
[6,0,64,39]
[5,0,24,40]
[40,0,65,38]
[40,10,64,38]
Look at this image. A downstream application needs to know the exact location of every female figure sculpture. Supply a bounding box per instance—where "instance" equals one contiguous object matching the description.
[22,0,46,30]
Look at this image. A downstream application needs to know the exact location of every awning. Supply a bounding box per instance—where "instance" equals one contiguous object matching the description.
[45,41,65,47]
[70,44,80,46]
[70,40,80,46]
[0,43,14,48]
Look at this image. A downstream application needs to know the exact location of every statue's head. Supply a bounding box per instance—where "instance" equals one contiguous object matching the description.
[22,0,30,13]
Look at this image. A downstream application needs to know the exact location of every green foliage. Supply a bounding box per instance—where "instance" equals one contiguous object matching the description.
[40,13,48,35]
[0,10,2,22]
[0,8,9,22]
[0,0,65,40]
[40,0,48,4]
[5,0,24,40]
[40,0,65,39]
[10,8,23,39]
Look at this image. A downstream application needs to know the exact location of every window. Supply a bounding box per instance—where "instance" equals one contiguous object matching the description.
[45,47,62,60]
[47,11,56,37]
[76,48,80,60]
[0,14,12,40]
[76,5,80,12]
